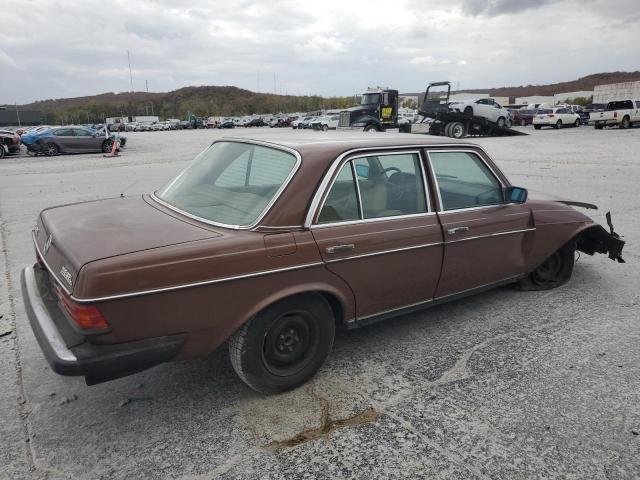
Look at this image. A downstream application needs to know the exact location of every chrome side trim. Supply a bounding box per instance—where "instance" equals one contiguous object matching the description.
[324,241,443,263]
[358,298,434,321]
[71,261,324,303]
[425,149,506,213]
[151,139,302,230]
[445,227,536,244]
[32,230,72,296]
[304,143,483,228]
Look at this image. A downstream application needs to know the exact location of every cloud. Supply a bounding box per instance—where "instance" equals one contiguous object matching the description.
[0,0,639,104]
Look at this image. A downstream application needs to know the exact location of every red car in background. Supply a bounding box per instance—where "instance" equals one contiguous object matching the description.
[0,129,21,157]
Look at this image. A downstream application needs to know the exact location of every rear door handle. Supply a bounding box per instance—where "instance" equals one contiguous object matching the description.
[325,244,355,254]
[447,226,469,235]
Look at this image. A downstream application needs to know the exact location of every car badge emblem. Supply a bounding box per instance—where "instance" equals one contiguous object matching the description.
[60,266,73,286]
[44,234,53,255]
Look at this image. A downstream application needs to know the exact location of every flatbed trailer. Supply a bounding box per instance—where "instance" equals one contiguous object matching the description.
[401,81,527,138]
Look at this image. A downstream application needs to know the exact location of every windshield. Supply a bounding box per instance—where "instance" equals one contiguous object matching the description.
[361,93,381,105]
[156,142,298,227]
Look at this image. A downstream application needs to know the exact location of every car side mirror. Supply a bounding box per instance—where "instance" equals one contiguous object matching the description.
[505,186,528,203]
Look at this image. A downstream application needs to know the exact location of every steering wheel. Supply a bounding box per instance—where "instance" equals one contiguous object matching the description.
[382,166,402,175]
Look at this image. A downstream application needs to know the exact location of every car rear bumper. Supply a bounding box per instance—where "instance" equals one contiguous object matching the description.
[21,265,184,385]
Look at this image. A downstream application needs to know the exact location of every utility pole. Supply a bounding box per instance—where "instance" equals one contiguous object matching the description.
[273,72,276,95]
[146,80,149,93]
[127,50,134,92]
[15,102,21,127]
[257,70,260,93]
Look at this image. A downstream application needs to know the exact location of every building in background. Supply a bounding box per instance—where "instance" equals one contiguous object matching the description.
[515,95,555,106]
[0,108,42,127]
[593,81,640,103]
[554,91,593,103]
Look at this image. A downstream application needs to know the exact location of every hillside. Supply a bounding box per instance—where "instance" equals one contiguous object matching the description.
[403,71,640,99]
[21,86,354,124]
[18,71,640,123]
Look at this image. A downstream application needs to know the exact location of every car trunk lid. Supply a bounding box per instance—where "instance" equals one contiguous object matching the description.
[35,195,221,293]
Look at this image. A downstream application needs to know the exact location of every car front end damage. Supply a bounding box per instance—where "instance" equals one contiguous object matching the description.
[576,212,625,263]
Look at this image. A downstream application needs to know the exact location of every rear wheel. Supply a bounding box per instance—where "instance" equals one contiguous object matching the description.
[574,119,580,127]
[228,294,335,394]
[43,143,58,156]
[443,123,453,137]
[555,120,562,129]
[594,123,604,130]
[449,122,466,139]
[620,116,631,129]
[516,242,575,291]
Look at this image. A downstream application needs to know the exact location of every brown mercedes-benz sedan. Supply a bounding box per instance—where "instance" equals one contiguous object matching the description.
[21,135,624,394]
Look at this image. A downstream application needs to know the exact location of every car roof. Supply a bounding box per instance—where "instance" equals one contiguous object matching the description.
[220,132,477,159]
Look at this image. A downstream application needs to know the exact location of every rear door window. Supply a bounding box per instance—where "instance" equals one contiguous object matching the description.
[429,151,503,211]
[318,163,360,223]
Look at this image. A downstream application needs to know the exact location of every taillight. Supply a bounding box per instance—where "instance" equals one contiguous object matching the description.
[548,114,555,118]
[54,284,109,331]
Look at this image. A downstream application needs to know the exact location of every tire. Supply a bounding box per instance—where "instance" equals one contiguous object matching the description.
[554,120,562,129]
[322,124,328,132]
[505,119,512,128]
[534,125,541,130]
[0,147,5,158]
[43,143,59,156]
[594,124,604,130]
[464,106,473,116]
[497,117,506,128]
[516,241,575,291]
[449,122,466,139]
[363,124,379,132]
[443,123,453,137]
[228,294,335,394]
[102,139,114,153]
[574,119,580,127]
[620,116,630,129]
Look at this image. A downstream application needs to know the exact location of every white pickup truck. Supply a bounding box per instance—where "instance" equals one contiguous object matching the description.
[590,100,640,129]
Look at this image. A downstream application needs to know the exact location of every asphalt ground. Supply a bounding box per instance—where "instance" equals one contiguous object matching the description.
[1,125,638,479]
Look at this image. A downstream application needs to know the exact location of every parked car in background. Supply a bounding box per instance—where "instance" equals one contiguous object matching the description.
[26,126,126,156]
[21,135,624,394]
[514,109,537,126]
[218,119,235,129]
[533,108,581,129]
[310,115,339,131]
[297,116,318,129]
[244,118,267,127]
[0,130,21,157]
[590,100,640,129]
[449,98,511,127]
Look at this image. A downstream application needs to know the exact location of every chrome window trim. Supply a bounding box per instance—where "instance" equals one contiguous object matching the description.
[312,211,437,230]
[151,139,302,230]
[324,241,443,264]
[70,261,324,303]
[32,230,72,297]
[425,149,506,213]
[311,149,431,227]
[304,143,487,228]
[444,227,536,245]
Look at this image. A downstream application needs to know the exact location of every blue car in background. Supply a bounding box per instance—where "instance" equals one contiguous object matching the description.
[21,126,126,156]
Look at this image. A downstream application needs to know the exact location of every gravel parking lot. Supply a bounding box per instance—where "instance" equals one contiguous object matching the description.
[1,127,639,480]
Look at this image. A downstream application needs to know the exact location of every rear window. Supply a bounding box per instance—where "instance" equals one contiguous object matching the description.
[537,109,553,114]
[156,142,298,227]
[607,100,633,110]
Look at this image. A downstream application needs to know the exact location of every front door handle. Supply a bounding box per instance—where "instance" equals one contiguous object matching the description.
[447,226,470,235]
[325,244,355,254]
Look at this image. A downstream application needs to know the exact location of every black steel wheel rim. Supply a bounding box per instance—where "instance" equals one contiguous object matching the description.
[262,311,318,377]
[534,252,562,283]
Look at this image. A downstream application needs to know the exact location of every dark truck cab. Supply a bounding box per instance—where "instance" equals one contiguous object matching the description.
[338,88,398,131]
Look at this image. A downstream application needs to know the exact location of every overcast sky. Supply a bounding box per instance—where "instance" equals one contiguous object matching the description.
[1,0,638,104]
